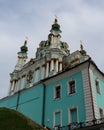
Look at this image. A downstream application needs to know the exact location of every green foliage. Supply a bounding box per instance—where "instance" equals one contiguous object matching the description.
[0,108,44,130]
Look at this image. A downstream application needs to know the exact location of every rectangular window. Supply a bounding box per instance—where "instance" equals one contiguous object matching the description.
[68,80,76,95]
[54,86,61,99]
[99,108,103,118]
[95,80,101,94]
[69,107,78,123]
[54,111,61,129]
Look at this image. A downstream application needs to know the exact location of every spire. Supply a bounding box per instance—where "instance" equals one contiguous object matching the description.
[80,41,86,55]
[80,41,83,51]
[15,39,28,71]
[20,37,28,53]
[50,17,61,33]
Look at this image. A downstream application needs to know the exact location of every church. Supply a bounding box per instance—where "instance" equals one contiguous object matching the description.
[0,18,104,130]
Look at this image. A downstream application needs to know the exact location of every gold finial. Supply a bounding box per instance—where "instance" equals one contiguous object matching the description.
[54,15,58,23]
[80,40,83,51]
[55,15,58,19]
[24,36,28,46]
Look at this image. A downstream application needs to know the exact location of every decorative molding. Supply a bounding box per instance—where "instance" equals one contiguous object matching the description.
[53,110,62,127]
[68,106,79,123]
[22,74,26,78]
[67,78,76,96]
[82,68,94,121]
[35,67,40,71]
[42,64,46,67]
[89,68,99,119]
[29,59,34,66]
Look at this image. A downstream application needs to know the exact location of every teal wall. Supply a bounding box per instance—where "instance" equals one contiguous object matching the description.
[0,84,44,125]
[17,84,44,124]
[93,74,104,118]
[0,71,86,128]
[44,71,86,128]
[0,94,18,109]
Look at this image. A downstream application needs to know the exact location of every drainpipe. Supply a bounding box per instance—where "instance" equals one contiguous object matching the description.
[88,61,95,120]
[16,91,20,110]
[41,82,46,126]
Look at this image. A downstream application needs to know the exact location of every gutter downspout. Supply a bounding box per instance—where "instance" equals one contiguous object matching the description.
[41,82,46,126]
[16,91,20,110]
[88,61,95,120]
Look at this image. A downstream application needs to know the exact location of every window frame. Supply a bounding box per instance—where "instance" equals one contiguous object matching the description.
[68,106,79,124]
[99,108,104,118]
[95,79,101,95]
[53,110,62,128]
[68,79,76,95]
[54,85,61,99]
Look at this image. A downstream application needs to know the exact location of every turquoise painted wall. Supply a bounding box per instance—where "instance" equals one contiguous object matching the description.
[93,74,104,118]
[0,94,18,109]
[0,84,44,125]
[44,71,86,128]
[17,84,44,124]
[0,71,86,128]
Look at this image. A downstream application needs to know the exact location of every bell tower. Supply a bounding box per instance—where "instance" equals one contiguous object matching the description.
[49,18,62,48]
[15,39,28,71]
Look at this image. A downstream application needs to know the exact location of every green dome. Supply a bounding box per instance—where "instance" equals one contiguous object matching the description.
[80,50,86,55]
[50,18,61,32]
[20,40,28,53]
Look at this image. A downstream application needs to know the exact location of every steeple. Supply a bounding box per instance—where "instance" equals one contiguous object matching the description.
[50,18,62,35]
[80,41,86,55]
[20,39,28,53]
[15,39,28,71]
[36,18,70,59]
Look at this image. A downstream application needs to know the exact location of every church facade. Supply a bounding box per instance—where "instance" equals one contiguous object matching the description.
[0,19,104,129]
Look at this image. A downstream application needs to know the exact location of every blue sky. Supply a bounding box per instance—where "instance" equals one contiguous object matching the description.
[0,0,104,98]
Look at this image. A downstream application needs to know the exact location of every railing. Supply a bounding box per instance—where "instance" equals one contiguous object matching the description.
[52,118,104,130]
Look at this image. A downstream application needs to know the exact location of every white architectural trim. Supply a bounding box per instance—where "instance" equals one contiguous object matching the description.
[20,76,25,90]
[34,68,39,83]
[56,60,59,73]
[50,59,54,71]
[11,81,15,91]
[68,106,79,124]
[89,68,99,119]
[53,110,62,128]
[54,84,62,99]
[46,62,49,77]
[14,80,18,93]
[41,66,45,79]
[67,78,76,96]
[59,62,62,71]
[82,68,94,121]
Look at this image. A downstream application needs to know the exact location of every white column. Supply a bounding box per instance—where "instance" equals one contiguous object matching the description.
[21,76,25,89]
[59,62,62,71]
[50,59,54,71]
[56,60,59,73]
[14,80,18,92]
[8,81,12,95]
[46,62,49,77]
[51,35,54,43]
[42,65,45,79]
[34,68,39,83]
[11,81,15,91]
